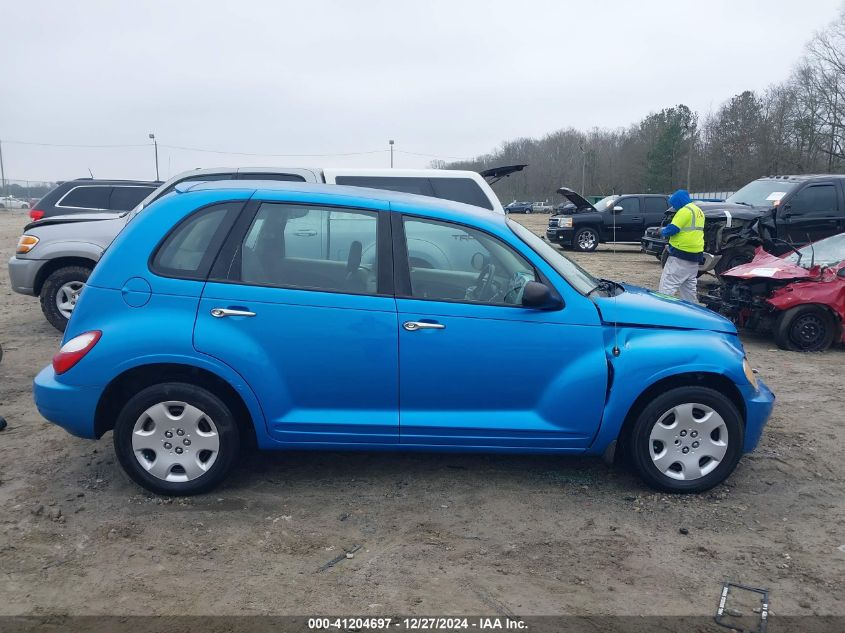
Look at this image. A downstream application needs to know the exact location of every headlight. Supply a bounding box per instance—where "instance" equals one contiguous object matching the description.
[559,217,573,228]
[742,357,759,390]
[16,235,39,254]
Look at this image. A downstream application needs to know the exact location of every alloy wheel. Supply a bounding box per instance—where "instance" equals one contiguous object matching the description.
[55,281,85,318]
[648,403,728,481]
[578,230,597,250]
[131,401,220,482]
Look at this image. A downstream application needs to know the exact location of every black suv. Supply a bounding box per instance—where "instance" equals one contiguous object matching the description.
[546,188,669,252]
[641,175,845,274]
[29,178,160,221]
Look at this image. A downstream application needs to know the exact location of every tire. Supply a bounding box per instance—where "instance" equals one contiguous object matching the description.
[715,246,756,276]
[525,208,532,214]
[39,265,92,332]
[774,305,836,352]
[113,382,241,496]
[628,386,744,493]
[573,227,599,252]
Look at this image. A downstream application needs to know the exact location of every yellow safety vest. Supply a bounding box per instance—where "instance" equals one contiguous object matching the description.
[668,203,705,253]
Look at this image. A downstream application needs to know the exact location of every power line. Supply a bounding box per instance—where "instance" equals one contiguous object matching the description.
[4,140,149,148]
[160,144,388,158]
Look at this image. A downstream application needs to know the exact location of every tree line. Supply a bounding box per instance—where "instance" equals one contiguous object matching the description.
[438,9,845,203]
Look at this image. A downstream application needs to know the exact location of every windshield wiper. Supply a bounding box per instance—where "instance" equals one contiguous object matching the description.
[731,201,754,207]
[587,279,617,297]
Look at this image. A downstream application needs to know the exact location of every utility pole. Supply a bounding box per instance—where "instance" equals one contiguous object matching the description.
[579,142,586,194]
[0,138,6,197]
[149,133,160,181]
[389,139,394,168]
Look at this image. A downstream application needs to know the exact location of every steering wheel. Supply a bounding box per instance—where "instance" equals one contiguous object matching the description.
[473,263,496,301]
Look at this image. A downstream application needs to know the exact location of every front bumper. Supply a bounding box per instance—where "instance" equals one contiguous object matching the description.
[741,378,775,453]
[8,255,45,295]
[546,227,574,246]
[33,365,103,439]
[640,236,666,256]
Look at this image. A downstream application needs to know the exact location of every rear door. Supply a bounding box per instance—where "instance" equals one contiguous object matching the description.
[779,181,843,244]
[193,199,399,445]
[642,196,670,229]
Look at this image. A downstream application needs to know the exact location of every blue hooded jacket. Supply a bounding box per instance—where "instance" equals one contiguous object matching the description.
[662,189,692,238]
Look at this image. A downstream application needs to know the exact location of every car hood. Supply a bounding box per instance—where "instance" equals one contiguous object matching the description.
[593,284,737,334]
[721,246,820,280]
[24,211,125,231]
[555,187,595,213]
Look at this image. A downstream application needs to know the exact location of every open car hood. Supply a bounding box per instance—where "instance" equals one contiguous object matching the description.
[480,164,527,185]
[555,187,595,212]
[722,246,821,281]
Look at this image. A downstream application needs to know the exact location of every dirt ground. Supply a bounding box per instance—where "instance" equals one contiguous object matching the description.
[0,209,843,617]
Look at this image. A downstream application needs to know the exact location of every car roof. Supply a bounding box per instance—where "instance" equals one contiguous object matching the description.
[61,178,161,187]
[757,174,845,182]
[177,179,504,227]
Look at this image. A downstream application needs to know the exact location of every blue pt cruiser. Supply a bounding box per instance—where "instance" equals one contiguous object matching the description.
[34,182,775,495]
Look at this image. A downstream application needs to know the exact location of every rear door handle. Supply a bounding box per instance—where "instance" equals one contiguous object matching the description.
[403,321,445,331]
[211,308,256,318]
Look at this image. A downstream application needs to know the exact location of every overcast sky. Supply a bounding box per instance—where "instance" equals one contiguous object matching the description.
[1,0,843,183]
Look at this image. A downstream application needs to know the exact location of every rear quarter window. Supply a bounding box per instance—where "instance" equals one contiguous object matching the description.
[151,203,241,279]
[57,186,111,210]
[429,178,493,210]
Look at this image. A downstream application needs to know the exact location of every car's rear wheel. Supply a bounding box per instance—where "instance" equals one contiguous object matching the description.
[113,383,240,496]
[629,386,743,493]
[525,208,532,214]
[573,227,599,252]
[774,305,836,352]
[39,265,92,331]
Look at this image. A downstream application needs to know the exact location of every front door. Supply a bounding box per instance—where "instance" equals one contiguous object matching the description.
[193,201,399,445]
[394,215,607,449]
[779,181,843,244]
[609,196,643,241]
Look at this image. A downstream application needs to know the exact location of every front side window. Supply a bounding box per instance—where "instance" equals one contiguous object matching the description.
[616,197,641,214]
[58,186,111,210]
[152,203,238,279]
[788,184,838,217]
[403,217,536,305]
[236,203,378,294]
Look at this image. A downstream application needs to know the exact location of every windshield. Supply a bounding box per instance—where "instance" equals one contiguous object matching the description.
[508,219,599,295]
[592,195,620,212]
[726,179,798,208]
[784,232,845,268]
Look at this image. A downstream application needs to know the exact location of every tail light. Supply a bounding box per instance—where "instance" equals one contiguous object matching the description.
[53,331,102,375]
[29,209,45,221]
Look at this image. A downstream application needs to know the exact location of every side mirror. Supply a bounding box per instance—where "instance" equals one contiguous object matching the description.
[837,267,845,278]
[522,281,564,310]
[612,205,624,213]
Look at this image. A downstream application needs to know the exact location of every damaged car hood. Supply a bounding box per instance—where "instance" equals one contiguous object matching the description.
[721,246,819,281]
[594,284,737,334]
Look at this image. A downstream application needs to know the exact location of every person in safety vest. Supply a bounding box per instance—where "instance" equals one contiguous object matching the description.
[658,189,705,302]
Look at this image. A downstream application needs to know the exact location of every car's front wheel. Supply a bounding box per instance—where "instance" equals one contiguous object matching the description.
[629,386,743,493]
[573,227,599,252]
[39,265,92,331]
[774,305,836,352]
[113,383,241,496]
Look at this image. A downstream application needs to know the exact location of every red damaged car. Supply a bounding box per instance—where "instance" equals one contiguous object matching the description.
[701,232,845,352]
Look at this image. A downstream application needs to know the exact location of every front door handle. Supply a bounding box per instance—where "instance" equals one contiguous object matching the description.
[403,321,445,331]
[211,308,256,318]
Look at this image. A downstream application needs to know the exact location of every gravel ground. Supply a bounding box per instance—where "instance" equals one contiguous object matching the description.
[0,209,843,617]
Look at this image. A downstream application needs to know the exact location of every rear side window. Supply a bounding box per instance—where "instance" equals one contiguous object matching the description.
[643,197,669,213]
[109,186,156,211]
[789,184,838,217]
[58,186,111,210]
[238,173,306,182]
[430,178,493,210]
[151,203,240,279]
[335,176,435,197]
[234,203,379,294]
